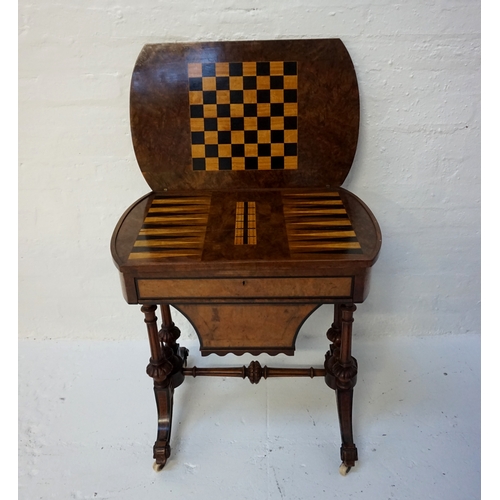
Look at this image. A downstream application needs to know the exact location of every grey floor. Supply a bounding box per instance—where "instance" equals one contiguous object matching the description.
[19,310,480,500]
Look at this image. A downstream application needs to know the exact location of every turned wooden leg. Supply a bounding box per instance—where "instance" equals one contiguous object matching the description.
[141,304,187,471]
[325,303,358,474]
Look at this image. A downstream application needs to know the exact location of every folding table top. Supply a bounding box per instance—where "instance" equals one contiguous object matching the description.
[129,39,360,191]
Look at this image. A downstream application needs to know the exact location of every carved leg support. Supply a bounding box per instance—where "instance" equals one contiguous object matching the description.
[142,304,187,470]
[325,304,358,473]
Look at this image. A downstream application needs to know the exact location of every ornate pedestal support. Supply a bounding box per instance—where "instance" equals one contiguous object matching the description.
[141,304,187,470]
[324,303,359,473]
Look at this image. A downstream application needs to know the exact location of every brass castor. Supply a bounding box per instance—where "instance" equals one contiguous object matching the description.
[153,461,165,472]
[339,462,352,476]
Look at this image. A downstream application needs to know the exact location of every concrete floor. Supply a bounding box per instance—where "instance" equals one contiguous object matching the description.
[19,316,480,500]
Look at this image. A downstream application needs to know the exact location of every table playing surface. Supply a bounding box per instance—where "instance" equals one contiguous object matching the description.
[127,190,363,263]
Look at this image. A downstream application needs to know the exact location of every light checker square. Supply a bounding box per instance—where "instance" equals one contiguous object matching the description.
[188,61,298,171]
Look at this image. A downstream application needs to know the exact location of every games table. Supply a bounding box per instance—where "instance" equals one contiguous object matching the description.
[110,39,382,475]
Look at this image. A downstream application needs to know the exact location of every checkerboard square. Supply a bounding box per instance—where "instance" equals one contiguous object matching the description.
[231,117,245,130]
[271,103,284,116]
[217,104,231,117]
[191,105,204,118]
[258,143,271,156]
[203,91,217,104]
[229,63,243,76]
[284,116,297,129]
[271,156,285,169]
[283,62,297,75]
[204,118,218,131]
[192,158,206,170]
[205,144,219,157]
[231,131,245,144]
[204,131,218,144]
[216,77,230,90]
[243,76,257,89]
[257,90,271,103]
[270,76,284,89]
[257,116,271,130]
[256,62,271,75]
[218,131,232,144]
[192,132,204,144]
[218,157,232,170]
[215,62,230,76]
[244,130,258,143]
[244,103,257,116]
[202,63,216,77]
[232,144,245,157]
[218,144,232,157]
[189,78,203,91]
[284,89,297,103]
[202,77,217,91]
[245,157,259,169]
[230,90,244,104]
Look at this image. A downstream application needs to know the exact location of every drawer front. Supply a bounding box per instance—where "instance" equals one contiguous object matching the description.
[136,277,352,301]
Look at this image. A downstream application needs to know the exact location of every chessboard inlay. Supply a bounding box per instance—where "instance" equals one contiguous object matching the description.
[188,61,298,171]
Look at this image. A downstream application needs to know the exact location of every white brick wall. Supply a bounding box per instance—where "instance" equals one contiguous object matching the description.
[18,0,480,340]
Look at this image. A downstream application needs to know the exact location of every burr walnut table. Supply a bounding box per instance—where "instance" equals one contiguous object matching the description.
[110,39,381,475]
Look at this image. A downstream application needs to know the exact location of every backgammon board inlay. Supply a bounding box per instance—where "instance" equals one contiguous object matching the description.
[128,195,211,260]
[188,61,298,171]
[128,191,362,261]
[283,191,362,257]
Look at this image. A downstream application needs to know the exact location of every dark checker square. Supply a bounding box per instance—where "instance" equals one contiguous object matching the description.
[243,76,257,89]
[230,90,244,103]
[284,116,297,129]
[284,143,298,156]
[205,144,219,157]
[256,62,270,75]
[189,78,203,91]
[257,117,271,130]
[192,158,206,170]
[270,76,284,89]
[217,104,231,117]
[257,90,270,103]
[271,156,285,169]
[258,143,271,156]
[191,132,205,144]
[218,131,232,144]
[244,130,258,143]
[283,61,297,75]
[270,103,284,116]
[203,91,217,104]
[190,105,204,118]
[271,130,285,143]
[284,89,297,103]
[204,118,218,131]
[245,157,259,170]
[202,63,216,77]
[216,77,230,90]
[232,144,245,157]
[229,62,243,76]
[244,103,257,116]
[218,158,232,170]
[231,117,245,130]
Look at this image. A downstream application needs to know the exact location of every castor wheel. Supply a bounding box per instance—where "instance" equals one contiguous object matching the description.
[153,461,165,472]
[339,462,352,476]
